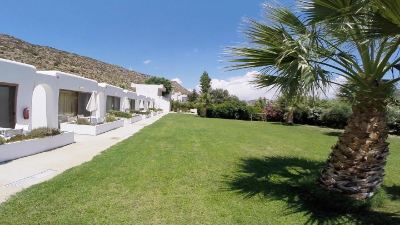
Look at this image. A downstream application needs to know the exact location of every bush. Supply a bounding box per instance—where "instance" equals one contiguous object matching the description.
[29,127,61,138]
[198,107,207,117]
[109,110,132,119]
[388,105,400,134]
[264,102,284,122]
[77,118,90,125]
[105,114,117,123]
[320,101,352,128]
[171,101,195,112]
[206,100,254,120]
[6,127,61,143]
[0,136,5,145]
[131,110,151,115]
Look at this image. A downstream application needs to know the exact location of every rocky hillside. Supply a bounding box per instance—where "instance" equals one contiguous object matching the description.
[0,34,189,94]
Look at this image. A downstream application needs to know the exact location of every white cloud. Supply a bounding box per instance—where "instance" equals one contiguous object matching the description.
[143,59,152,65]
[195,71,344,101]
[172,78,183,85]
[195,71,278,101]
[320,76,346,99]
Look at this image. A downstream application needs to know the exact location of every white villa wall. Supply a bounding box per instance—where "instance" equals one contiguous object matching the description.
[35,71,99,129]
[171,92,188,103]
[132,83,171,112]
[98,83,125,119]
[31,86,48,129]
[0,58,164,132]
[124,90,137,112]
[0,59,37,131]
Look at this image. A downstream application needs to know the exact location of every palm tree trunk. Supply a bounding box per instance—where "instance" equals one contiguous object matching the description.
[319,103,389,200]
[285,107,294,125]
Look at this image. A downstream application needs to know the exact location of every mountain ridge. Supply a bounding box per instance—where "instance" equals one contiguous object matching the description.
[0,34,190,95]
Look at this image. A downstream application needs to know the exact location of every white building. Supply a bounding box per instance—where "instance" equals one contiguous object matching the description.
[132,83,171,112]
[171,92,188,103]
[0,58,170,132]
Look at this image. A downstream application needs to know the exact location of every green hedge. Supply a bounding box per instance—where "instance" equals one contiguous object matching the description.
[108,110,132,119]
[388,105,400,134]
[5,128,61,144]
[203,101,257,120]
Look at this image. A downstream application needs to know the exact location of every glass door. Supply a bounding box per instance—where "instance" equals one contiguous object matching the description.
[0,84,16,128]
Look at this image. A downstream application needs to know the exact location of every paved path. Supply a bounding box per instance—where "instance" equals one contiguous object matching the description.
[0,114,166,203]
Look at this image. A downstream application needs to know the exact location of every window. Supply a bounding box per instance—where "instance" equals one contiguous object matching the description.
[78,92,91,116]
[59,90,91,118]
[59,90,78,116]
[0,84,16,128]
[106,96,121,112]
[130,99,135,111]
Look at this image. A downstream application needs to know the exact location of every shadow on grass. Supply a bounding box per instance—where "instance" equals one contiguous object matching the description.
[384,185,400,201]
[225,156,400,225]
[323,131,343,137]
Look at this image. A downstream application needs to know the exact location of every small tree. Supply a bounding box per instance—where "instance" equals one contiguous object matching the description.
[187,90,199,102]
[210,88,230,104]
[200,71,211,94]
[198,72,212,116]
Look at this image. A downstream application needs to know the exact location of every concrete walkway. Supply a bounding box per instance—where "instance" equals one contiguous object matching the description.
[0,114,166,203]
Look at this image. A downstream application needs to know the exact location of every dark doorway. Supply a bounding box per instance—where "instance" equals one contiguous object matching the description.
[0,84,16,128]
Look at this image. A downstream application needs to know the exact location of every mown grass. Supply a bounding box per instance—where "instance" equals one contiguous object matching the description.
[0,114,399,224]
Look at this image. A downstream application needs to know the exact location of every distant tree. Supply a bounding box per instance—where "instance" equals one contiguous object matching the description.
[199,71,211,94]
[210,89,230,104]
[145,77,172,96]
[187,89,199,102]
[199,71,212,108]
[254,98,268,110]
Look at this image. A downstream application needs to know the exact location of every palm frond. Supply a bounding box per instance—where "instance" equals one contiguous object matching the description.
[368,0,400,36]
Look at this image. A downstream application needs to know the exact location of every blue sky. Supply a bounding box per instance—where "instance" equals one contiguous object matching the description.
[0,0,294,92]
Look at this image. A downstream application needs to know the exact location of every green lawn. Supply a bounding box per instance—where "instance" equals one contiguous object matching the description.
[0,114,399,224]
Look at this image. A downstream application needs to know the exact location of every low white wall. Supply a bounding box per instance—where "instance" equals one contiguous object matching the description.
[60,119,124,136]
[124,115,142,125]
[0,132,74,163]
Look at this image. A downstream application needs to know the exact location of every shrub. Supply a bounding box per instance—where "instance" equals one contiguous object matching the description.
[7,135,27,143]
[198,107,207,117]
[206,100,254,120]
[29,127,61,138]
[171,101,194,112]
[6,127,61,143]
[105,114,117,123]
[320,101,352,128]
[264,102,283,122]
[0,136,5,145]
[76,118,90,125]
[131,110,151,115]
[109,110,132,119]
[388,105,400,134]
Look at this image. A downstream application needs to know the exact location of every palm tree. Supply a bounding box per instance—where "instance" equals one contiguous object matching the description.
[229,1,400,200]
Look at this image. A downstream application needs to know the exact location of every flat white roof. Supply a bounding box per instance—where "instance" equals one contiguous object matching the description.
[0,58,36,70]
